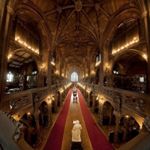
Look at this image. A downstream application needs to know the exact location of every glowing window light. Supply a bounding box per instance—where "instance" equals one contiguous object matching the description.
[6,72,14,82]
[71,72,78,82]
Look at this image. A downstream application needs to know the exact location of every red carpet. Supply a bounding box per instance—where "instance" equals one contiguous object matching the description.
[44,90,72,150]
[78,89,114,150]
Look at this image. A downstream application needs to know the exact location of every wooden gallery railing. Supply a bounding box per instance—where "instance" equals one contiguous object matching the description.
[82,82,150,117]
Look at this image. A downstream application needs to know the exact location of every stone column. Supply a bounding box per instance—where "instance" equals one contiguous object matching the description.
[113,110,121,143]
[0,3,14,104]
[48,100,52,126]
[143,0,150,94]
[47,52,52,88]
[98,103,103,125]
[87,92,90,105]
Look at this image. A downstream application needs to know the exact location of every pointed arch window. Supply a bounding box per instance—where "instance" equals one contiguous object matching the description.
[71,72,78,82]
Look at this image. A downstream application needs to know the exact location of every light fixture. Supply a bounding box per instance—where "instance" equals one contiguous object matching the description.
[62,73,64,77]
[95,61,101,67]
[112,36,139,55]
[86,88,91,94]
[8,53,13,60]
[142,53,148,61]
[55,70,59,75]
[105,63,110,71]
[98,95,105,104]
[85,73,88,77]
[40,63,46,71]
[51,57,55,66]
[12,114,20,121]
[91,70,95,75]
[27,112,31,116]
[125,115,129,119]
[59,88,64,93]
[15,35,39,55]
[113,70,119,74]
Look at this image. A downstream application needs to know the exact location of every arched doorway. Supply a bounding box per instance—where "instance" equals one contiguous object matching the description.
[112,51,147,93]
[102,101,116,125]
[119,115,140,142]
[39,101,49,127]
[71,72,78,82]
[6,50,39,93]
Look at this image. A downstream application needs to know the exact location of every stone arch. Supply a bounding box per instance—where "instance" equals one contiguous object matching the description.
[119,115,140,141]
[14,4,51,52]
[39,101,49,127]
[102,7,140,49]
[101,101,116,125]
[111,50,147,92]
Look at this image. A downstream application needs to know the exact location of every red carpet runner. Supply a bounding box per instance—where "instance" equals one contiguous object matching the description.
[44,90,72,150]
[78,90,114,150]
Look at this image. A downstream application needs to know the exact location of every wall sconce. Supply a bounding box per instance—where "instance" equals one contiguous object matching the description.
[7,53,13,60]
[85,73,88,77]
[95,61,101,67]
[59,88,64,94]
[40,63,46,72]
[142,53,148,61]
[97,95,105,104]
[125,115,129,119]
[55,70,59,75]
[47,99,52,105]
[47,97,52,104]
[86,88,91,94]
[50,57,55,66]
[12,114,20,121]
[47,95,55,104]
[27,112,31,116]
[91,70,95,75]
[105,63,110,72]
[62,73,64,77]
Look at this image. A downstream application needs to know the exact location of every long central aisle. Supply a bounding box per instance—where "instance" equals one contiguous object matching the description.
[61,90,93,150]
[44,88,114,150]
[78,90,114,150]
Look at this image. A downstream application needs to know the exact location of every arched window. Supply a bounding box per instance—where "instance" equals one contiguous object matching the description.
[6,72,14,82]
[71,72,78,82]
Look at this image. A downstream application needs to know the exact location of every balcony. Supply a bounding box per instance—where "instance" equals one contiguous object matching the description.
[82,82,150,117]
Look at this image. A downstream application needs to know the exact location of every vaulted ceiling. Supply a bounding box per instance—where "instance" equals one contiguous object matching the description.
[11,0,138,78]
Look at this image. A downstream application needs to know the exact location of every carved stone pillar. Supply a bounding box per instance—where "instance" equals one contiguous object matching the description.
[87,92,90,105]
[143,0,150,94]
[98,104,103,125]
[92,95,97,112]
[113,110,121,143]
[47,53,52,88]
[0,3,14,104]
